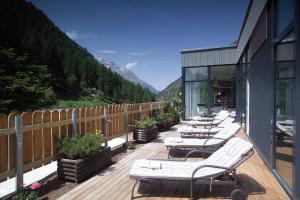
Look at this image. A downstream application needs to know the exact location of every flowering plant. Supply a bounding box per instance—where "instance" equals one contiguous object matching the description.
[127,140,136,150]
[95,129,103,136]
[31,182,41,190]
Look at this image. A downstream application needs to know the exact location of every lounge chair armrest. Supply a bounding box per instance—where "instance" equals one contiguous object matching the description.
[192,164,234,178]
[203,137,226,147]
[151,158,185,162]
[185,149,214,161]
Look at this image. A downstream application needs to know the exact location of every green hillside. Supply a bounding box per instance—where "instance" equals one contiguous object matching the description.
[0,0,155,113]
[158,77,182,100]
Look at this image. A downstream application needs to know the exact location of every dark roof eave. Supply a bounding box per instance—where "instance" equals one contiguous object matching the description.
[181,45,236,54]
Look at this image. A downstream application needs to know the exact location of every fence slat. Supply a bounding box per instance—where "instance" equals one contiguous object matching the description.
[67,109,72,137]
[59,110,67,138]
[21,112,32,165]
[0,114,8,173]
[51,110,59,155]
[42,111,51,158]
[8,113,17,171]
[0,101,166,181]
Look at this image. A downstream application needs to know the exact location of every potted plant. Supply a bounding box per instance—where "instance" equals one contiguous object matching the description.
[156,113,173,132]
[57,131,111,183]
[133,117,157,143]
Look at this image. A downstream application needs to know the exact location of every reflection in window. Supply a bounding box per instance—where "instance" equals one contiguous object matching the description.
[185,67,208,81]
[185,82,208,118]
[276,0,294,35]
[210,65,236,110]
[275,32,295,189]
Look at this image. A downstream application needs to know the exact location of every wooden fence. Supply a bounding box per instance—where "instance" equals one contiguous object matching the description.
[0,101,167,182]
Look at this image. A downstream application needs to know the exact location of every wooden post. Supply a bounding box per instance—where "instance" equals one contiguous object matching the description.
[71,110,77,136]
[15,116,23,193]
[124,106,129,144]
[104,108,108,147]
[139,104,143,120]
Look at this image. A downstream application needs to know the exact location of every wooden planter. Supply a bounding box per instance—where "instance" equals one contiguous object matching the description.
[57,147,112,183]
[133,127,158,143]
[157,123,172,132]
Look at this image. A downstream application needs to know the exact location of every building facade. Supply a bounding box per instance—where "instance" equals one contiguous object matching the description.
[181,0,299,198]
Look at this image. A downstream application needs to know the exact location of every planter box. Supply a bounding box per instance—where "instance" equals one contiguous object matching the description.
[133,127,158,143]
[57,147,112,183]
[157,123,172,132]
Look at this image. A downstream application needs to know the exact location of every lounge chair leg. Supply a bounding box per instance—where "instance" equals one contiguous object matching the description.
[190,178,195,200]
[131,179,140,200]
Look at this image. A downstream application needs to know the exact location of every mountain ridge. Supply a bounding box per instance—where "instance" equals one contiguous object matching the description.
[0,0,156,112]
[96,57,159,94]
[158,77,182,100]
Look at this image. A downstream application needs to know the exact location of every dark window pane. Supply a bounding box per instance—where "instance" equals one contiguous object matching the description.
[276,0,294,35]
[210,65,236,80]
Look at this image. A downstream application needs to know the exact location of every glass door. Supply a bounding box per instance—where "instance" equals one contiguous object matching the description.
[274,32,295,189]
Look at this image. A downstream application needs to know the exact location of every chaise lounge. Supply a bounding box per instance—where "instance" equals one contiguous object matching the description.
[182,112,231,128]
[165,123,241,158]
[129,137,253,200]
[178,117,235,138]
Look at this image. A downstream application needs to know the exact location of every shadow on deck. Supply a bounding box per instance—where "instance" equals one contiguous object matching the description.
[57,129,288,200]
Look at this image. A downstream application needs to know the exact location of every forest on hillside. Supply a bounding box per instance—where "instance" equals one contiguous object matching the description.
[0,0,156,113]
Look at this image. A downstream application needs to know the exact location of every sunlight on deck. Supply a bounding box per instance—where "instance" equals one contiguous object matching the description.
[58,129,288,200]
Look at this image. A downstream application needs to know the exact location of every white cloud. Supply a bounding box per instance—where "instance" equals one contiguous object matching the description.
[125,61,138,70]
[66,30,99,40]
[128,51,150,56]
[97,49,117,54]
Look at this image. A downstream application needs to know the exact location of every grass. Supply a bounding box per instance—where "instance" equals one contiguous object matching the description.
[53,99,109,109]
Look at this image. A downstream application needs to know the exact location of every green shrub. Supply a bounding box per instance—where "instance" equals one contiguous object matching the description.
[164,102,181,124]
[57,134,103,159]
[134,117,157,129]
[156,113,173,127]
[14,191,38,200]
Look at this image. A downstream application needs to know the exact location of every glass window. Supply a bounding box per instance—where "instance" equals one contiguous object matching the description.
[211,65,236,110]
[276,0,294,35]
[185,82,208,118]
[275,31,295,189]
[185,67,208,81]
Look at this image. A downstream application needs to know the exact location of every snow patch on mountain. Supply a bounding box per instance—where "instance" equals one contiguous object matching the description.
[96,57,159,94]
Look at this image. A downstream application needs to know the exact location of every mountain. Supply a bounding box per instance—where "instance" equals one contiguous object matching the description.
[158,77,182,100]
[97,58,159,94]
[0,0,156,112]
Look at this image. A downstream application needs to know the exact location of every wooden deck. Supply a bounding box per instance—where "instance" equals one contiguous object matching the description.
[58,129,288,200]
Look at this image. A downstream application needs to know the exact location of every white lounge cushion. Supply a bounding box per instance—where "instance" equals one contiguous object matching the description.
[217,117,235,128]
[187,119,222,126]
[214,112,230,121]
[190,110,228,122]
[213,123,241,140]
[130,138,253,180]
[165,123,241,148]
[178,118,235,135]
[165,137,225,148]
[167,137,183,143]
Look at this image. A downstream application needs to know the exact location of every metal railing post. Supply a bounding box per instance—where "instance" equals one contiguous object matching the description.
[124,106,129,144]
[71,110,77,136]
[15,116,23,193]
[104,108,108,147]
[150,103,153,117]
[139,104,143,120]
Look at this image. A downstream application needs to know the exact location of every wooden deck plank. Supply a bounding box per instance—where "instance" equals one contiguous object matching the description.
[58,129,288,200]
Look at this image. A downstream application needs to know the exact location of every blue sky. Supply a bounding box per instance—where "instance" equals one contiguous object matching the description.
[31,0,249,91]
